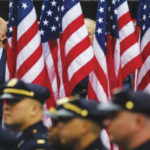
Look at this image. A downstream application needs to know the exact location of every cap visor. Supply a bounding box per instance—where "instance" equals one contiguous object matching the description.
[44,109,75,119]
[98,102,122,112]
[0,93,16,100]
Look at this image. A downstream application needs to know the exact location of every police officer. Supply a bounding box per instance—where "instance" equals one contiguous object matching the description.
[47,97,108,150]
[1,78,52,150]
[99,89,150,150]
[0,17,7,123]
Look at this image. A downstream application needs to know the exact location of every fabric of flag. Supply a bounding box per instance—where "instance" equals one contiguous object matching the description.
[88,0,142,102]
[88,0,109,103]
[6,0,47,86]
[6,0,54,109]
[136,0,150,92]
[39,0,96,103]
[88,0,142,149]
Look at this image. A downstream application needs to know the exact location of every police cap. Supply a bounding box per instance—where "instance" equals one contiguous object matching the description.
[47,96,107,124]
[0,78,50,104]
[98,89,150,116]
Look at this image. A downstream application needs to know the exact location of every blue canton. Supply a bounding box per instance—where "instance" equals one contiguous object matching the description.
[137,0,150,38]
[39,0,78,42]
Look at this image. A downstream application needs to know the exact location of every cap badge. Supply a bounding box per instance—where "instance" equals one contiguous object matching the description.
[50,107,57,114]
[7,78,18,87]
[125,101,134,110]
[57,95,80,105]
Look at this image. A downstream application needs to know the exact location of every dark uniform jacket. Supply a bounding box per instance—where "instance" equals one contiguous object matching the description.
[0,127,17,150]
[12,121,52,150]
[132,140,150,150]
[84,138,107,150]
[0,48,6,123]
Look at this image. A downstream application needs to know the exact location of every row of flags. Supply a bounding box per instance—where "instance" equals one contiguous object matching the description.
[5,0,150,108]
[88,0,142,103]
[4,0,150,149]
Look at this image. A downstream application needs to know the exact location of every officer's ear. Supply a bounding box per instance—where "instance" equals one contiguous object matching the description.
[30,100,42,117]
[81,119,93,134]
[135,114,148,129]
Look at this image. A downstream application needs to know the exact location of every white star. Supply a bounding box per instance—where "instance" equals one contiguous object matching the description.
[143,14,146,21]
[97,28,102,34]
[9,26,13,32]
[99,7,104,13]
[51,0,57,6]
[22,3,27,9]
[114,9,117,15]
[43,19,49,26]
[47,10,52,16]
[143,4,147,10]
[42,5,45,11]
[101,0,105,2]
[98,17,103,23]
[40,29,45,36]
[112,25,116,30]
[9,1,13,8]
[112,0,116,5]
[55,16,59,22]
[61,5,65,12]
[142,25,146,31]
[51,25,57,31]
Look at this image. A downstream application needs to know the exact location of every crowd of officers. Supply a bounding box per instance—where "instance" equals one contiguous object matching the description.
[0,78,150,150]
[0,17,150,150]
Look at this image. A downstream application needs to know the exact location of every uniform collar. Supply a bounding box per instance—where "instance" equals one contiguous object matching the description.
[22,121,44,136]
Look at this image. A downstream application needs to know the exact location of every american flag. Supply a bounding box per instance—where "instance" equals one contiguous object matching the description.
[39,0,96,103]
[88,0,109,103]
[88,0,142,102]
[6,0,47,86]
[136,0,150,92]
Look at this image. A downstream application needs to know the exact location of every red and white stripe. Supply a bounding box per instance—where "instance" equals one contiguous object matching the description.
[7,6,46,86]
[136,28,150,92]
[42,2,96,103]
[117,0,142,82]
[88,37,110,103]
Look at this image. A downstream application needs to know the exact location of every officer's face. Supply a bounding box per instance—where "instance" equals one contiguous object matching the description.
[57,117,86,148]
[84,20,95,45]
[103,110,139,146]
[3,98,35,130]
[0,18,7,44]
[48,119,61,147]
